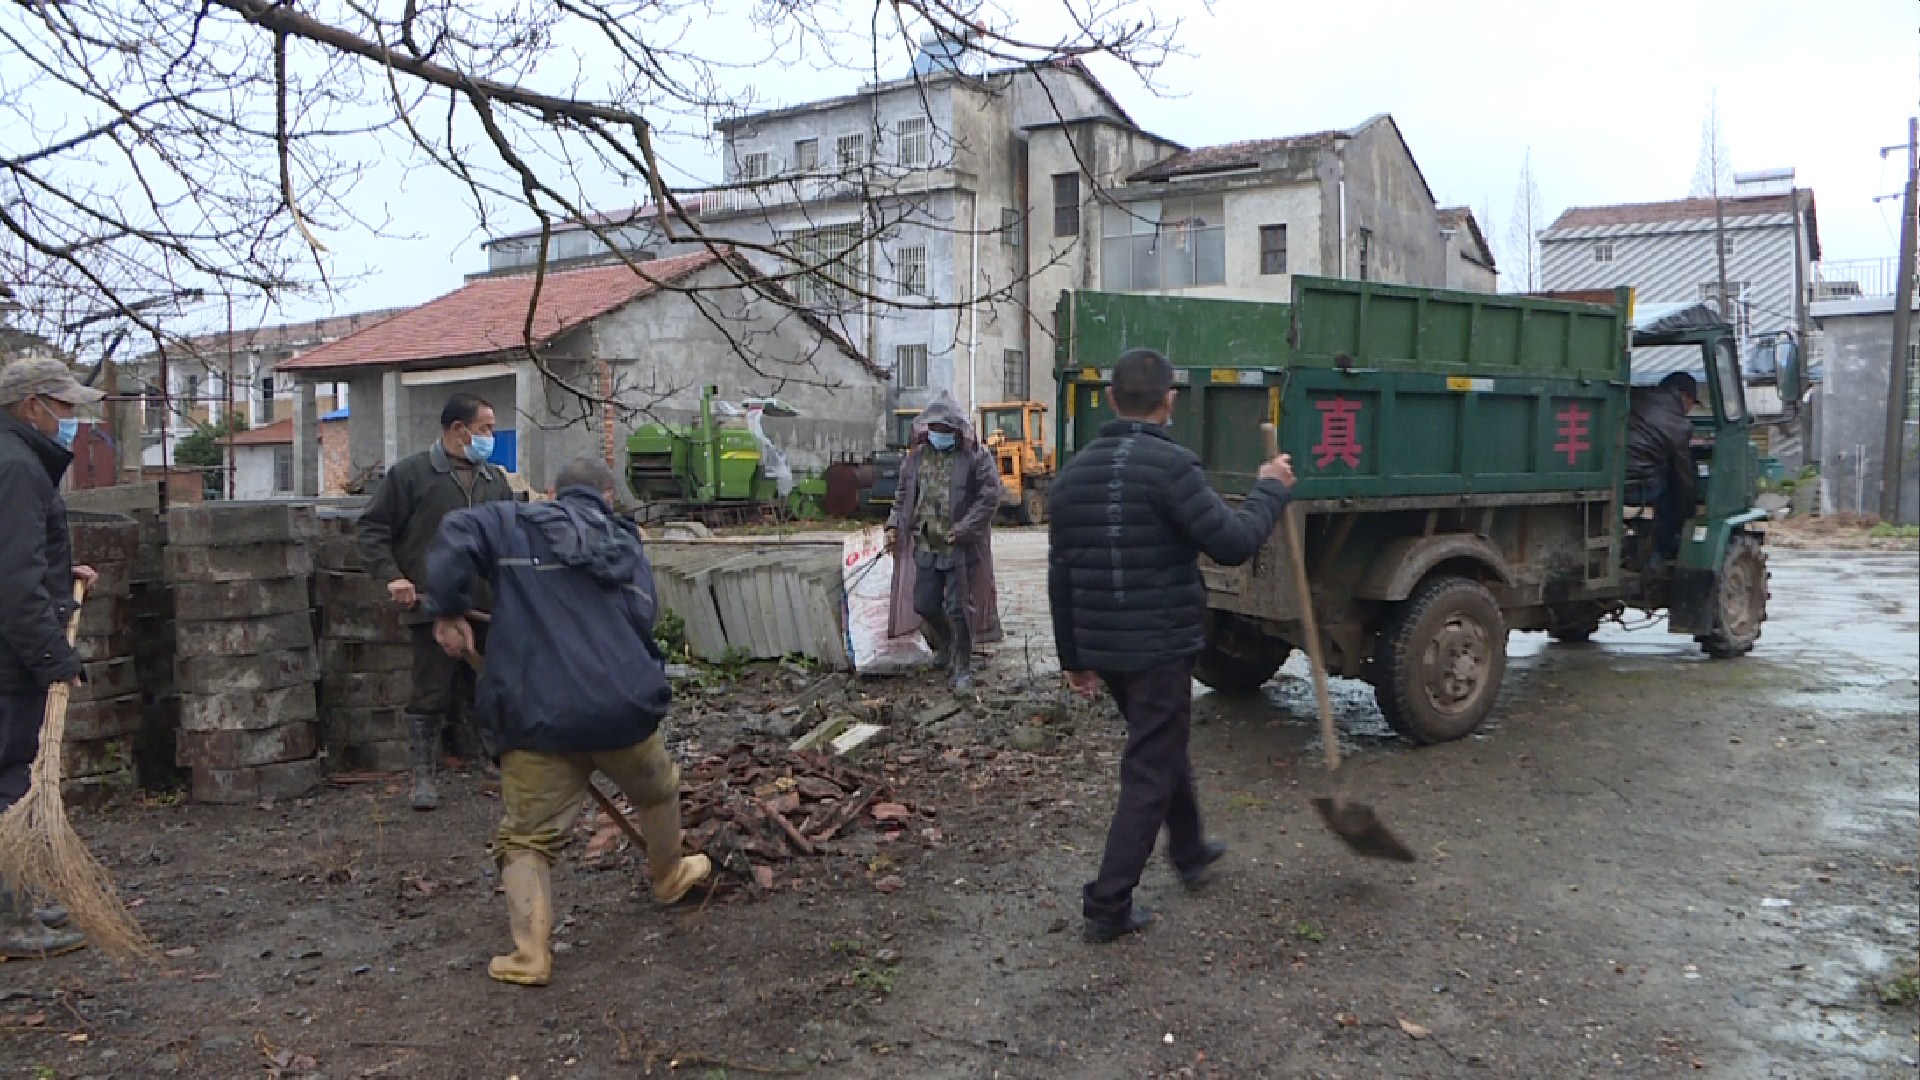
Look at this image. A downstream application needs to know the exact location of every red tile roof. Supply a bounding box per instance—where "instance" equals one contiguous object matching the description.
[223,414,345,446]
[279,250,723,372]
[225,418,293,446]
[1548,192,1808,230]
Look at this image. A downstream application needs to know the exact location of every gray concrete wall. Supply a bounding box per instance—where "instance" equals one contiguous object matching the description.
[579,261,888,476]
[1444,227,1500,293]
[1336,121,1447,288]
[1813,300,1919,523]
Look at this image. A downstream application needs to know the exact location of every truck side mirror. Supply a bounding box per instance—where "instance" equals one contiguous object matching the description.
[1747,336,1802,422]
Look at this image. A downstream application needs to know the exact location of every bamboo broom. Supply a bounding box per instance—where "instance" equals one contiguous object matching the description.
[0,581,152,959]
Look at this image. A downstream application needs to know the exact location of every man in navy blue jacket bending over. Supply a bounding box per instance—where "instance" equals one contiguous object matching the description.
[424,457,710,986]
[1048,349,1294,942]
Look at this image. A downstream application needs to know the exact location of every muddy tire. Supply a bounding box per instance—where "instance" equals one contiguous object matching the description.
[1193,636,1291,696]
[1697,534,1767,659]
[1373,576,1508,744]
[1020,487,1046,526]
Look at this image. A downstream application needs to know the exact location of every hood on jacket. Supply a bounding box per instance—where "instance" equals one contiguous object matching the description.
[520,487,642,587]
[912,391,977,449]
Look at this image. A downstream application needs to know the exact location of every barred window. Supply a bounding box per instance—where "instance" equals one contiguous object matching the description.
[836,132,866,169]
[896,344,929,389]
[895,117,929,168]
[785,223,865,309]
[895,244,928,297]
[1002,349,1028,400]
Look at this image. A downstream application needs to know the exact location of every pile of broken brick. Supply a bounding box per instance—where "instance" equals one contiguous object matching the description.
[580,742,920,896]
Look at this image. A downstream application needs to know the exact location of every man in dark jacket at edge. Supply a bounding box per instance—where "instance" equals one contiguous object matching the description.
[1626,371,1699,566]
[423,457,711,987]
[356,392,516,810]
[0,358,102,958]
[1048,348,1295,943]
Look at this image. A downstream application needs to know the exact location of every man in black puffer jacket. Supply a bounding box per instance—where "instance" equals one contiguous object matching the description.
[1048,348,1294,942]
[423,457,709,987]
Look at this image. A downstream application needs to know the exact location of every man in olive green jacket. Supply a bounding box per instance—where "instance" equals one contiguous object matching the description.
[356,392,515,810]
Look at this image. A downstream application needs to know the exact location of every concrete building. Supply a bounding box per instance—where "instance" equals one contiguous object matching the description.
[1810,260,1918,523]
[1438,207,1499,292]
[126,308,407,469]
[275,249,887,496]
[221,412,351,499]
[1105,116,1461,301]
[1540,171,1820,355]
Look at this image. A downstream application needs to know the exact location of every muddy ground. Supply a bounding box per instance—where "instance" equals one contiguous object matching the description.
[2,537,1915,1079]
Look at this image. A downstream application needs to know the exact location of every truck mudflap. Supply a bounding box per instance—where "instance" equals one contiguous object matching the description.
[1670,510,1768,634]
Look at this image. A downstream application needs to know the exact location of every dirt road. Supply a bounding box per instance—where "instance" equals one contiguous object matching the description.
[2,538,1914,1078]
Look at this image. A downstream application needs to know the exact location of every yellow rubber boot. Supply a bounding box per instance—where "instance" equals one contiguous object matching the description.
[635,799,711,904]
[488,853,552,986]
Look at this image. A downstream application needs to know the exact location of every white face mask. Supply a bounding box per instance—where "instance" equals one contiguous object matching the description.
[33,397,79,448]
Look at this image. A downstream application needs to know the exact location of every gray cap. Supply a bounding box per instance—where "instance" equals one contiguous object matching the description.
[0,357,106,406]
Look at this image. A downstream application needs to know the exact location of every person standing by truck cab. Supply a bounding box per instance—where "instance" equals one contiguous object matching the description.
[357,392,515,810]
[1047,349,1295,942]
[1626,372,1699,568]
[885,392,1002,689]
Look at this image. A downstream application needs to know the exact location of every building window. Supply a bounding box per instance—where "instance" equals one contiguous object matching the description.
[895,117,929,168]
[272,444,293,493]
[1002,349,1028,400]
[1259,224,1288,275]
[785,222,865,309]
[895,244,928,297]
[1052,173,1080,238]
[1907,340,1919,422]
[1593,240,1614,263]
[1001,207,1023,248]
[1357,228,1373,282]
[1698,281,1752,338]
[1099,195,1226,291]
[738,151,771,182]
[793,138,819,173]
[143,388,166,435]
[836,132,866,170]
[896,344,929,390]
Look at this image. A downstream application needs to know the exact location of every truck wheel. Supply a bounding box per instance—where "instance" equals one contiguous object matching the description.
[1697,534,1767,659]
[1373,576,1508,744]
[1194,637,1292,696]
[1022,487,1047,526]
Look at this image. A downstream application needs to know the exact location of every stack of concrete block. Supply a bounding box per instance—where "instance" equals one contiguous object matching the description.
[125,506,181,789]
[648,541,850,668]
[65,513,144,804]
[313,510,413,772]
[165,503,324,804]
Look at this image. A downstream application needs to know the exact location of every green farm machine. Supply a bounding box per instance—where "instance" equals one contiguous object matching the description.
[625,386,826,525]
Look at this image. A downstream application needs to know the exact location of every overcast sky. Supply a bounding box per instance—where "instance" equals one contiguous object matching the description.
[271,0,1917,323]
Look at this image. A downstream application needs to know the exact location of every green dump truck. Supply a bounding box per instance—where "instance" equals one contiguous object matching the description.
[1054,277,1794,744]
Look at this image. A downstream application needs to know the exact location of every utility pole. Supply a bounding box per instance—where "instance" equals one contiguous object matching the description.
[1881,115,1917,523]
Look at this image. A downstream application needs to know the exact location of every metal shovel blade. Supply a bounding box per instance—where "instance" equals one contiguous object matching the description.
[1311,796,1417,863]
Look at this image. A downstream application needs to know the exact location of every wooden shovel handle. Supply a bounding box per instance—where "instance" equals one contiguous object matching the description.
[65,579,86,646]
[1261,423,1340,773]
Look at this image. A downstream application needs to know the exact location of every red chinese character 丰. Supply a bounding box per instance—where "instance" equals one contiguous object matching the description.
[1554,402,1592,466]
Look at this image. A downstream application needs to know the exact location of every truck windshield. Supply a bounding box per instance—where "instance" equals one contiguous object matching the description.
[1713,339,1747,421]
[981,410,1022,442]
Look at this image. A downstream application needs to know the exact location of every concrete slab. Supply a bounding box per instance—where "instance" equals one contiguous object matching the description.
[324,739,409,773]
[317,706,408,746]
[63,694,144,741]
[318,671,411,710]
[178,683,320,732]
[65,737,135,782]
[828,722,886,755]
[177,721,318,769]
[166,542,314,584]
[74,631,134,663]
[167,501,318,546]
[173,577,312,621]
[71,657,140,703]
[175,647,318,694]
[174,611,316,658]
[319,639,413,674]
[190,757,323,804]
[76,596,131,639]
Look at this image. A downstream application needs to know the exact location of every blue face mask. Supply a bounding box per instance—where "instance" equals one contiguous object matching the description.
[36,399,78,449]
[927,431,956,452]
[466,433,495,464]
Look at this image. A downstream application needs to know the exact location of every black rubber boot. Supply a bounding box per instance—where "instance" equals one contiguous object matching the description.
[0,887,83,960]
[1083,902,1155,944]
[1175,840,1228,890]
[921,614,953,670]
[406,713,441,811]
